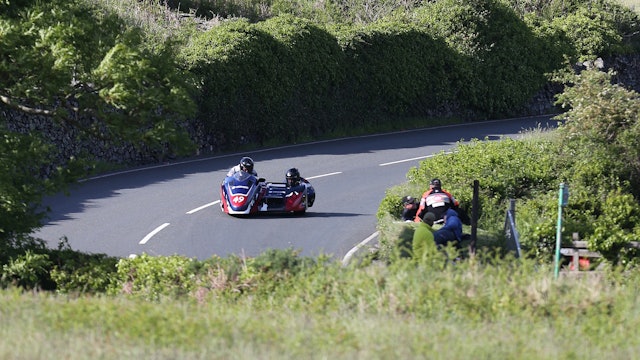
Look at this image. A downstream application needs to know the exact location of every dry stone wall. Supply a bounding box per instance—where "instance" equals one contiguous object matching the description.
[2,110,155,165]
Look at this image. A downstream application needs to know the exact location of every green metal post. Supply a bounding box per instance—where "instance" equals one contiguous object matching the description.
[554,183,567,279]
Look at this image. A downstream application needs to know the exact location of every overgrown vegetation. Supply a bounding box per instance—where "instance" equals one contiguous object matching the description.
[3,254,640,358]
[2,0,640,243]
[378,67,640,267]
[0,0,637,247]
[1,65,640,358]
[2,0,640,355]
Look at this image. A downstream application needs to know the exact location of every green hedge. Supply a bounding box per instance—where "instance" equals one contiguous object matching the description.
[255,15,347,139]
[176,0,640,149]
[180,19,291,148]
[336,20,458,120]
[180,16,349,148]
[412,0,565,117]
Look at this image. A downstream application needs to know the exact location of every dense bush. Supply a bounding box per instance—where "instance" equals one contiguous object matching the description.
[161,0,640,137]
[255,15,347,138]
[177,0,592,148]
[589,190,640,266]
[1,251,51,289]
[180,18,291,148]
[49,246,119,294]
[180,16,347,148]
[412,0,564,117]
[108,253,197,301]
[401,135,562,228]
[548,0,632,61]
[378,68,640,266]
[554,67,640,266]
[0,237,118,292]
[557,67,640,194]
[335,19,458,121]
[103,248,318,301]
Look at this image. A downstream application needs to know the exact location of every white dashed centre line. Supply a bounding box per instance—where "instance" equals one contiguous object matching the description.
[139,223,170,245]
[378,151,453,167]
[186,201,219,214]
[379,155,433,166]
[306,171,342,180]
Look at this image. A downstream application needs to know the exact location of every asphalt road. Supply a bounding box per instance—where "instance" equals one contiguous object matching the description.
[34,115,559,260]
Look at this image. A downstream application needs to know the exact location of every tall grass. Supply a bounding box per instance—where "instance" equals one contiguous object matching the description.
[618,0,640,12]
[2,257,640,359]
[89,0,220,39]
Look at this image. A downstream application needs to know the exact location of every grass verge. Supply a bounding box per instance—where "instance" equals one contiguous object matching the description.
[2,260,640,359]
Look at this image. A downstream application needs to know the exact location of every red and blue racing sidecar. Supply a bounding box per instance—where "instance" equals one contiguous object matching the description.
[220,171,315,216]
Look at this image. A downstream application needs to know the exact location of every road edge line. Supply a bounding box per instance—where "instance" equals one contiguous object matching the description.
[342,231,379,267]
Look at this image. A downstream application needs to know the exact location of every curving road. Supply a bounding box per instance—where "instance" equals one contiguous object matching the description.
[34,116,558,260]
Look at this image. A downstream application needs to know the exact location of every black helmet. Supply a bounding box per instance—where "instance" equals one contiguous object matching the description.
[286,168,301,186]
[240,157,254,173]
[430,178,442,189]
[401,195,414,205]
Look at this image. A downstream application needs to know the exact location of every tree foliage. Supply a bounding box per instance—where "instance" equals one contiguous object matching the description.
[0,125,81,242]
[556,66,640,194]
[0,0,196,155]
[549,0,629,61]
[0,0,197,244]
[554,68,640,265]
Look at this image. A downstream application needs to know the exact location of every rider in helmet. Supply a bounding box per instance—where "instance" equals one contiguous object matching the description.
[286,168,302,187]
[401,195,419,222]
[285,168,315,206]
[414,178,459,223]
[227,156,257,177]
